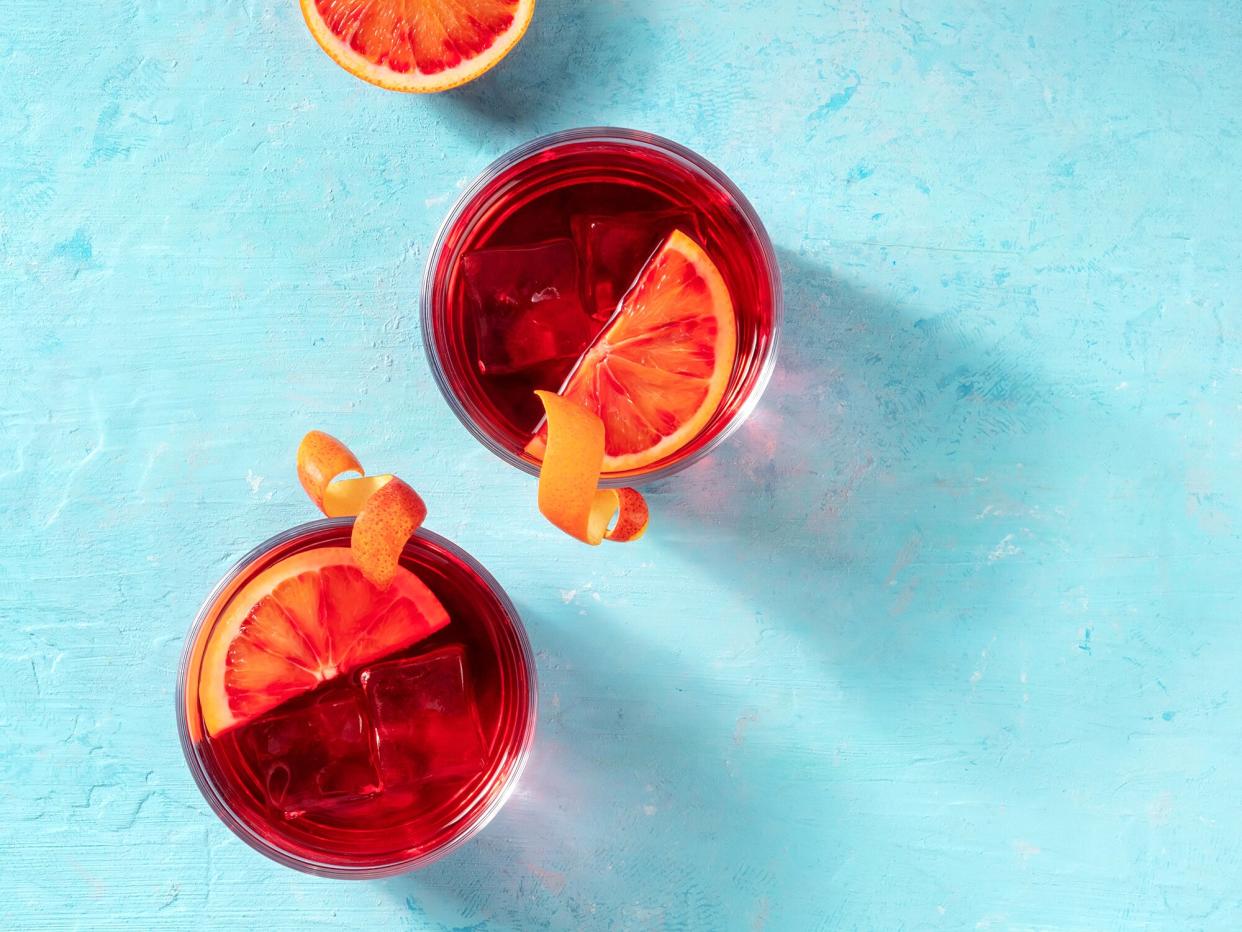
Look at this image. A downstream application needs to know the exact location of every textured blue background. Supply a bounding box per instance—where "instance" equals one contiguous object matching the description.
[3,1,1241,929]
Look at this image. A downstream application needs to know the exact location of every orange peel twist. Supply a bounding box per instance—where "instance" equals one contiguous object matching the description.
[534,391,649,545]
[295,430,427,588]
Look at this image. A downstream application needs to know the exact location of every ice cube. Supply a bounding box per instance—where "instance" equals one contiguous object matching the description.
[238,690,381,816]
[462,239,600,375]
[573,210,702,319]
[360,646,487,791]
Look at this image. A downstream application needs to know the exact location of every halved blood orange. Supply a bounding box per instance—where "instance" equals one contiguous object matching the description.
[300,0,536,93]
[199,547,449,736]
[527,230,737,473]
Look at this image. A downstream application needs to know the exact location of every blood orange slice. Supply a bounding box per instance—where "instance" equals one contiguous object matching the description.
[199,547,449,736]
[528,230,737,473]
[300,0,536,93]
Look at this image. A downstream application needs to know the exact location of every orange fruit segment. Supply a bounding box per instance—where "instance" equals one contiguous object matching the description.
[199,547,449,736]
[526,229,737,474]
[300,0,536,93]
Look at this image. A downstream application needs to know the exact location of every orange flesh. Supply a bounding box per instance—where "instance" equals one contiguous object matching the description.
[312,0,521,75]
[529,230,737,473]
[200,548,449,736]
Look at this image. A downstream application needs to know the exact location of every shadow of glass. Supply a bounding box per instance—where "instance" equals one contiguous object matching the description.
[422,0,654,141]
[651,246,1068,680]
[384,604,847,929]
[387,248,1230,928]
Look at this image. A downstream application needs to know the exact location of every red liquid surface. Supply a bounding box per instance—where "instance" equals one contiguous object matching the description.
[185,526,533,872]
[427,136,778,478]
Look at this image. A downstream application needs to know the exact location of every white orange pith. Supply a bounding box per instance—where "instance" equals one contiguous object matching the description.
[300,0,536,93]
[198,547,449,736]
[528,229,738,474]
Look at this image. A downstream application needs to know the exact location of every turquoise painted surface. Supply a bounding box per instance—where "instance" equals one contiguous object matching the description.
[3,0,1241,928]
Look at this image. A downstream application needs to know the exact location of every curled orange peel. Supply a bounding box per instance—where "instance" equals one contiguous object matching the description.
[349,477,427,590]
[297,430,363,510]
[295,430,427,588]
[534,391,649,545]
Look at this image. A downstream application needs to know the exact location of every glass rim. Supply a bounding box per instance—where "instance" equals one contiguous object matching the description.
[175,518,538,879]
[420,125,783,488]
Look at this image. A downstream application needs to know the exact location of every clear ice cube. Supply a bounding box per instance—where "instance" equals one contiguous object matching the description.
[573,210,702,319]
[462,239,599,375]
[360,646,487,791]
[239,690,381,816]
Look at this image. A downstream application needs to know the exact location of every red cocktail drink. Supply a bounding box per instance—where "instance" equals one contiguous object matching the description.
[178,520,535,877]
[423,128,781,484]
